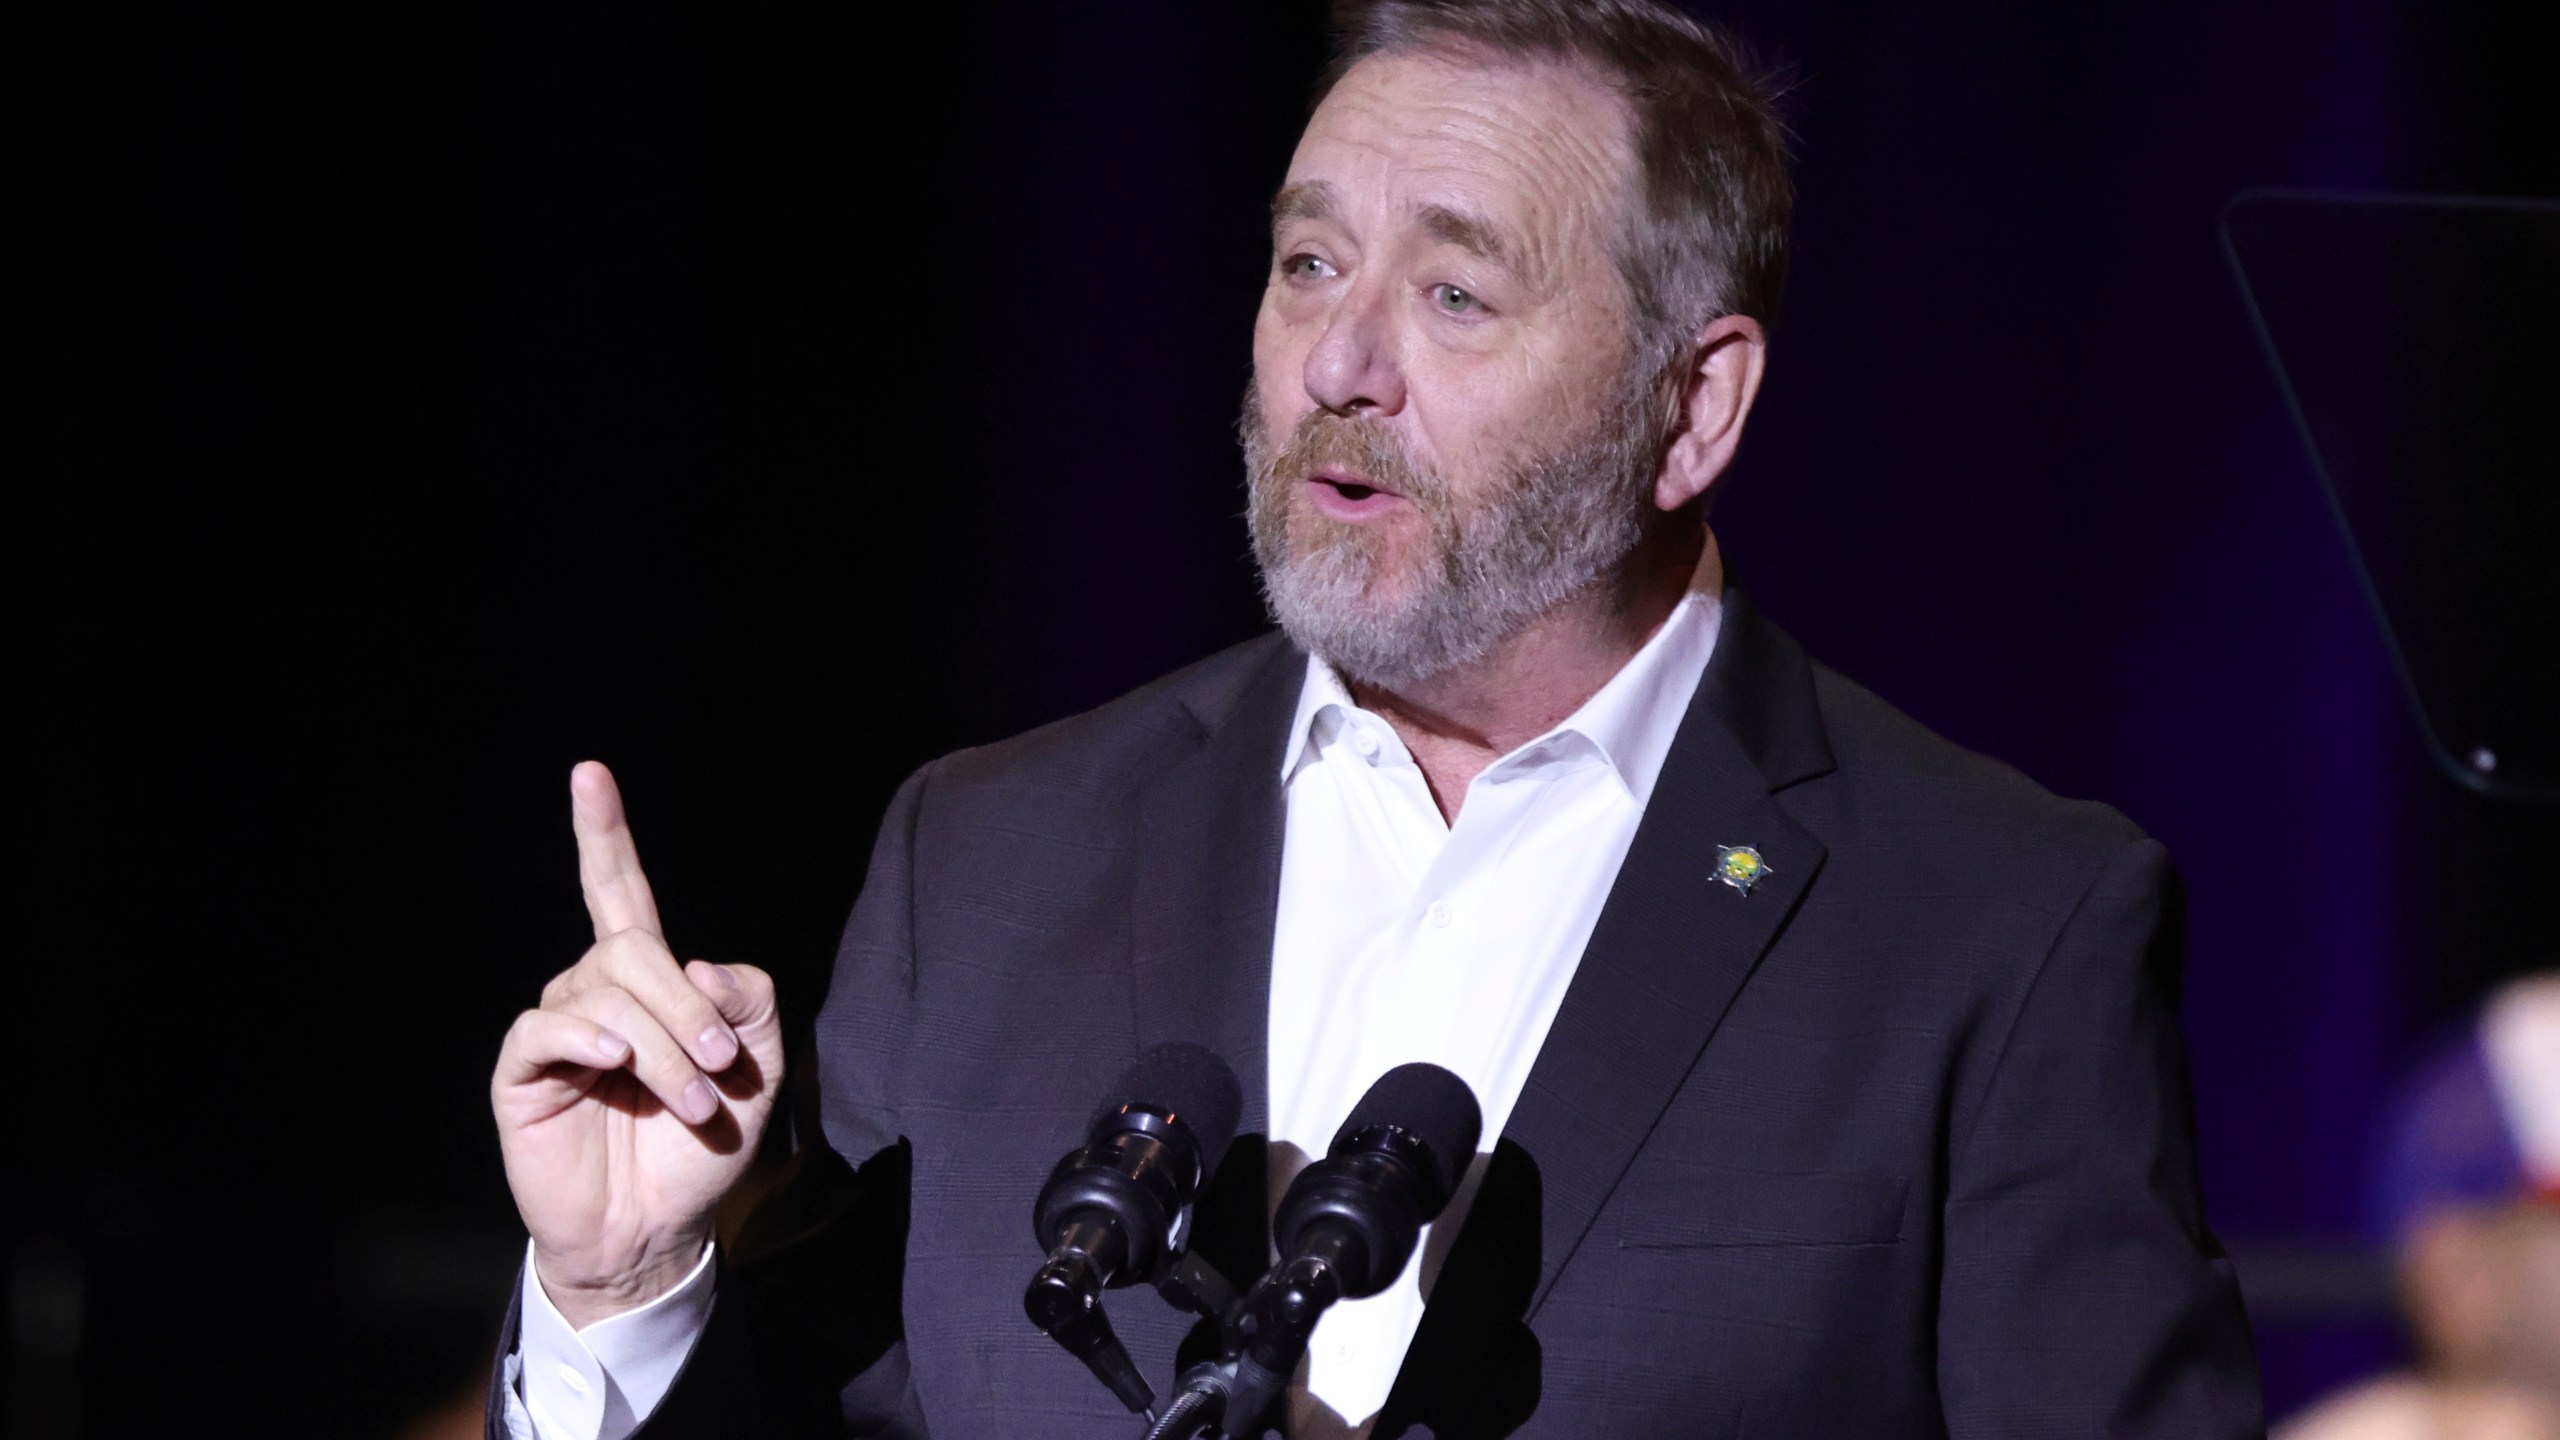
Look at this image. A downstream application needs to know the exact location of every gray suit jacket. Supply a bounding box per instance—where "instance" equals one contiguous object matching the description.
[493,588,2264,1438]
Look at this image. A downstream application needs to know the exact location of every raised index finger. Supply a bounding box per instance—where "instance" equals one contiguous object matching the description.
[570,760,663,941]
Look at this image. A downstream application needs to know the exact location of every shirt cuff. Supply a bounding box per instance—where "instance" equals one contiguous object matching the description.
[514,1240,718,1440]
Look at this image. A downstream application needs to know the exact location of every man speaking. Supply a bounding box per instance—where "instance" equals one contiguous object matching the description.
[488,1,2264,1435]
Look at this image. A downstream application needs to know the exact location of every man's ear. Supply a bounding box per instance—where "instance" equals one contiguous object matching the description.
[1656,313,1769,512]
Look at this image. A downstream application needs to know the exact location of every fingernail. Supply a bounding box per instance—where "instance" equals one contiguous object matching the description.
[594,1030,630,1064]
[699,1026,737,1064]
[682,1077,719,1122]
[708,964,740,993]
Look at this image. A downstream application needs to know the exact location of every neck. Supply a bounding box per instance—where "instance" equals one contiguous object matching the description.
[1351,523,1717,821]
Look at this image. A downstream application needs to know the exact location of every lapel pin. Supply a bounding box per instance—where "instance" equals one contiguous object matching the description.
[1714,844,1771,897]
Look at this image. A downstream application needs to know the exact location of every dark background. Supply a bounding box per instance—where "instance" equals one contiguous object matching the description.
[20,2,2555,1436]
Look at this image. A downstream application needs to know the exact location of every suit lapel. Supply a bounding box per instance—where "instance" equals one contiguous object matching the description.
[1120,600,1838,1433]
[1498,588,1835,1316]
[1129,635,1303,1145]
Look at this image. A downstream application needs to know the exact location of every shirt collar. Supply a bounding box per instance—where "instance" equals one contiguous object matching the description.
[1277,558,1725,808]
[1281,653,1365,785]
[1530,581,1722,805]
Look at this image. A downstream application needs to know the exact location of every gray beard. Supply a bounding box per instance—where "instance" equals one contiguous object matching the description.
[1241,382,1663,691]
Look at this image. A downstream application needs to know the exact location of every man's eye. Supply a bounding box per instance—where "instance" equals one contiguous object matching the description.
[1281,253,1333,280]
[1433,283,1482,315]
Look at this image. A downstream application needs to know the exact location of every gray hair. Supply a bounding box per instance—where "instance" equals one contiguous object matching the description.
[1318,0,1794,381]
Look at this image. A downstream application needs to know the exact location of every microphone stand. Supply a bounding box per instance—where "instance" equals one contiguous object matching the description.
[1153,1250,1240,1328]
[1139,1228,1358,1439]
[1026,1225,1247,1420]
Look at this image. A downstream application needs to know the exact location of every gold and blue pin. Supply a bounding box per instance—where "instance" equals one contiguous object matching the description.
[1714,844,1770,897]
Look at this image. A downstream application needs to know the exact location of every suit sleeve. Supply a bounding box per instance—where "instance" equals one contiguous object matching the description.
[1935,837,2264,1439]
[488,767,941,1440]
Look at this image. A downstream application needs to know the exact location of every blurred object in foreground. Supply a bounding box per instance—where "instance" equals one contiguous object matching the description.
[394,1364,494,1440]
[2279,974,2560,1439]
[8,1238,87,1440]
[2224,193,2560,801]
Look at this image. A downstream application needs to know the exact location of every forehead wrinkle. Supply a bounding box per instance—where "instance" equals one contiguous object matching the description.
[1301,54,1635,303]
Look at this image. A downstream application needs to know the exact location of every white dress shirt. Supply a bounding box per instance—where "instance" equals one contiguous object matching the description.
[507,1240,714,1440]
[1267,581,1721,1438]
[513,578,1722,1440]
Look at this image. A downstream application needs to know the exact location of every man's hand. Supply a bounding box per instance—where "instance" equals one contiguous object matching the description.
[493,761,785,1328]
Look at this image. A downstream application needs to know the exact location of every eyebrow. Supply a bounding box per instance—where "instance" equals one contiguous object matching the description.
[1270,180,1339,230]
[1416,202,1519,271]
[1267,183,1528,279]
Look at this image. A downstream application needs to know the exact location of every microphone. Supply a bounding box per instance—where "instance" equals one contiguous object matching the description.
[1270,1061,1482,1302]
[1148,1063,1482,1440]
[1025,1042,1244,1416]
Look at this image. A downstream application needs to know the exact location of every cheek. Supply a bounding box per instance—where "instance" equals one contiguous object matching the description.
[1245,348,1306,453]
[1254,275,1369,399]
[1405,360,1529,480]
[1251,316,1297,412]
[1436,331,1620,452]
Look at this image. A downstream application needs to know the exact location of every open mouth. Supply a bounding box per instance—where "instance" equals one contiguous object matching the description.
[1308,467,1402,512]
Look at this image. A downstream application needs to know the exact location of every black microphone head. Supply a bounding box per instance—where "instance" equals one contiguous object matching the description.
[1331,1062,1482,1208]
[1096,1042,1244,1180]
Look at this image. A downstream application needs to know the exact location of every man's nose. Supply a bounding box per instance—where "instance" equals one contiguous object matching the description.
[1302,279,1405,417]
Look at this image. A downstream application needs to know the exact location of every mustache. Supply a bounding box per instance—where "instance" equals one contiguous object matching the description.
[1247,406,1450,512]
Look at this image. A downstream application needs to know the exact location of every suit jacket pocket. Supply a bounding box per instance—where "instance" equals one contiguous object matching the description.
[1616,1162,1908,1250]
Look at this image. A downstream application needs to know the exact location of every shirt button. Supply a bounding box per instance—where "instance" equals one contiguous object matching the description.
[1427,901,1453,928]
[555,1364,590,1395]
[1350,729,1379,759]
